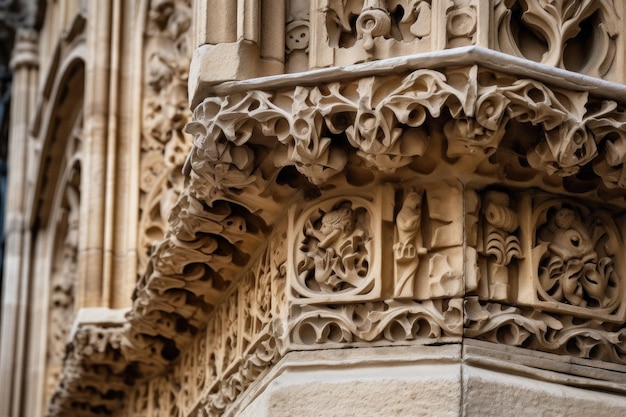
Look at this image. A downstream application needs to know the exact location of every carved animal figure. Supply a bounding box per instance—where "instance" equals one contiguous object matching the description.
[301,204,368,292]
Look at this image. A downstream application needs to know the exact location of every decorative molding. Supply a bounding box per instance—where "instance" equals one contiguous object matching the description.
[465,298,626,365]
[121,59,626,380]
[125,228,288,417]
[289,298,463,347]
[183,65,626,195]
[46,320,128,417]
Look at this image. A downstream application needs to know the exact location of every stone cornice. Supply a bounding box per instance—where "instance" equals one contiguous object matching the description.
[197,47,626,103]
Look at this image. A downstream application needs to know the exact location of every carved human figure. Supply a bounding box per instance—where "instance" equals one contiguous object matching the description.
[538,207,614,308]
[307,205,355,251]
[393,190,426,298]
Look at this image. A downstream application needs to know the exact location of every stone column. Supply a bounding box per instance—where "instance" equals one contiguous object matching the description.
[0,28,38,417]
[79,1,111,308]
[188,0,285,107]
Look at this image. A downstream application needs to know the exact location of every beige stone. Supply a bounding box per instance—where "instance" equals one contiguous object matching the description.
[2,1,626,417]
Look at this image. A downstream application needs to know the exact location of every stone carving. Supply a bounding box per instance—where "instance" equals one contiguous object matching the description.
[46,323,129,417]
[527,199,624,318]
[445,0,477,47]
[184,65,626,192]
[45,119,82,403]
[477,190,522,301]
[465,298,626,364]
[393,189,426,298]
[286,0,310,73]
[297,200,371,294]
[290,188,392,303]
[494,0,619,78]
[594,129,626,190]
[202,333,281,417]
[117,61,626,417]
[324,0,432,61]
[290,298,463,346]
[125,228,287,417]
[46,180,80,397]
[138,0,193,273]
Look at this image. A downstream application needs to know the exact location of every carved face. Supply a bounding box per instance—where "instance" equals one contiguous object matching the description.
[403,192,421,210]
[320,207,354,234]
[547,208,595,263]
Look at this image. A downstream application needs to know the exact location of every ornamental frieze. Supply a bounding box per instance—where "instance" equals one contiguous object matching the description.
[183,65,626,198]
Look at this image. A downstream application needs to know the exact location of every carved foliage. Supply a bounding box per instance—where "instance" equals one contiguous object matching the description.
[466,298,626,364]
[290,298,463,347]
[187,65,626,189]
[494,0,619,77]
[289,187,393,303]
[138,0,193,273]
[46,324,128,417]
[126,226,288,417]
[525,198,625,319]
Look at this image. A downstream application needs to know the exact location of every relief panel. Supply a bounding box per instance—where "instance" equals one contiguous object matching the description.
[312,0,436,67]
[288,186,394,303]
[395,183,465,300]
[518,195,626,322]
[493,0,621,79]
[476,189,522,301]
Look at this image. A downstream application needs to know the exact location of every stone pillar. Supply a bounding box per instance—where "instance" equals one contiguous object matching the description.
[188,0,286,107]
[0,28,38,417]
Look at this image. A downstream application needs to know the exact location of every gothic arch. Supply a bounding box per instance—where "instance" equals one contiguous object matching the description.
[27,33,86,411]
